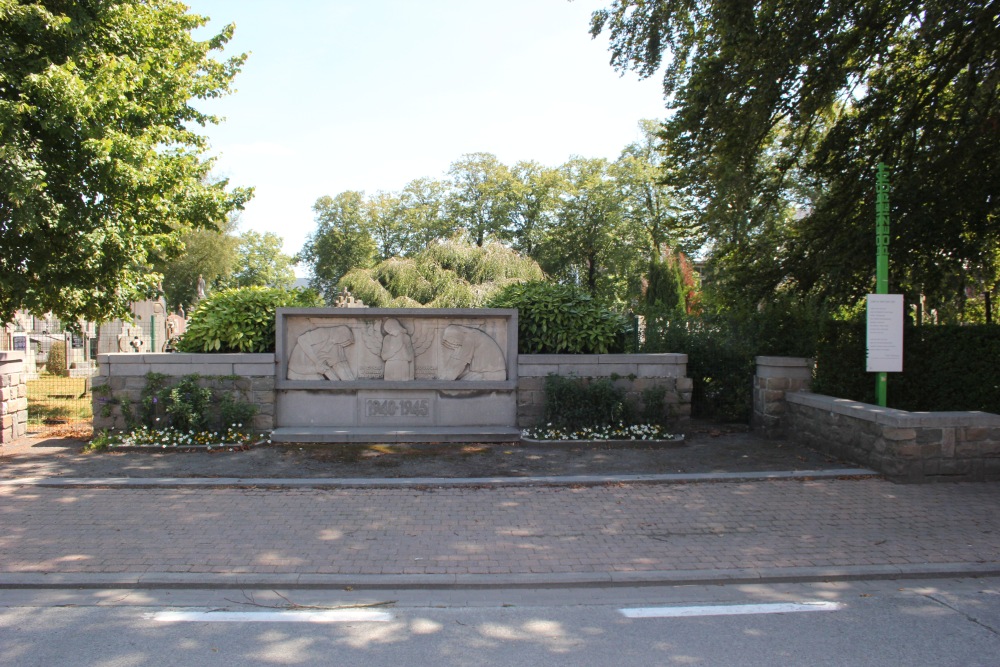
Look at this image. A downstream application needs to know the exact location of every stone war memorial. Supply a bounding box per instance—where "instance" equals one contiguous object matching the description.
[272,308,520,443]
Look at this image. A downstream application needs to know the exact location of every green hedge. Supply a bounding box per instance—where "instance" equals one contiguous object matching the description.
[46,340,68,376]
[642,301,823,422]
[813,323,1000,412]
[486,281,628,354]
[643,319,755,422]
[177,286,323,353]
[542,374,633,429]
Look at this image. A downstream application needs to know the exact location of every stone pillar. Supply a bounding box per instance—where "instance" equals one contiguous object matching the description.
[752,356,813,436]
[0,352,28,444]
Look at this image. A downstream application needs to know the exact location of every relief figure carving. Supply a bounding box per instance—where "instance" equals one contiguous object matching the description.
[380,318,415,380]
[361,318,432,381]
[439,325,506,381]
[288,324,356,380]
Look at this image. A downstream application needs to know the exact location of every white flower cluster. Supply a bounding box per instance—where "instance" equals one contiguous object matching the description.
[92,424,260,449]
[521,422,674,441]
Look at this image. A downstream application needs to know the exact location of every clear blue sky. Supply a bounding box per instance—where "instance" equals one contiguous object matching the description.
[186,0,666,265]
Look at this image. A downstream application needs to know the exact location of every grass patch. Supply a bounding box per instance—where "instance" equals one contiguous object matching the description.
[27,374,91,425]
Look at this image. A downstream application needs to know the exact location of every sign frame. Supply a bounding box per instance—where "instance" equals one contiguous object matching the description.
[866,293,904,373]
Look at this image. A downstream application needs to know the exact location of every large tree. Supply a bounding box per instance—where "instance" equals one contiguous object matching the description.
[298,192,377,303]
[445,152,518,247]
[399,177,459,250]
[537,157,641,305]
[615,120,688,256]
[152,216,239,311]
[591,1,1000,315]
[232,230,296,290]
[509,160,563,256]
[365,191,411,261]
[0,0,251,325]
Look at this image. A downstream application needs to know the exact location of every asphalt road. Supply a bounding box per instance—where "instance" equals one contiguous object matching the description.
[2,578,998,666]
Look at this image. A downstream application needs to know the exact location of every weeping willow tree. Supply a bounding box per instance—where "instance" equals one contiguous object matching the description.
[339,238,545,307]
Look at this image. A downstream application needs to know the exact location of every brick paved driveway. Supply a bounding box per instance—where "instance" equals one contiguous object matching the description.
[1,479,998,580]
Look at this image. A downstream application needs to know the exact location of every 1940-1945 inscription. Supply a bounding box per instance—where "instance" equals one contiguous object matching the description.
[365,398,431,418]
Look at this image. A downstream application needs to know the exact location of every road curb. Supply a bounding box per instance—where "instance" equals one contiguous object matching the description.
[2,563,997,591]
[0,468,880,489]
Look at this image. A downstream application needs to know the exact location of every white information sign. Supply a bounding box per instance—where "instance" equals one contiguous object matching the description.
[866,294,904,373]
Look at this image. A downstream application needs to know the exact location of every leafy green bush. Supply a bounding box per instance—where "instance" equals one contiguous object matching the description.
[121,372,260,434]
[220,392,258,434]
[813,322,1000,412]
[176,286,323,353]
[486,281,627,354]
[645,318,755,422]
[543,374,633,429]
[640,385,668,424]
[164,375,213,432]
[643,298,824,422]
[45,340,67,375]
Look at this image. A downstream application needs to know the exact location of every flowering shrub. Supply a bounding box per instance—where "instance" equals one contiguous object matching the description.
[89,425,263,449]
[522,422,674,441]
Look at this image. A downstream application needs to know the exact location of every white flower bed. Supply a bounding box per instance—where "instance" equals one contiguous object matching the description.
[521,422,675,441]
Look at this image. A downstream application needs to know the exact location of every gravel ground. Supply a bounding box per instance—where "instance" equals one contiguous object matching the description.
[0,420,861,479]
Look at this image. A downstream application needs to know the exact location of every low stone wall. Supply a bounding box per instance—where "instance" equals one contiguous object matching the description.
[516,353,691,428]
[785,392,1000,483]
[752,356,1000,483]
[0,352,28,444]
[92,353,276,433]
[92,352,691,437]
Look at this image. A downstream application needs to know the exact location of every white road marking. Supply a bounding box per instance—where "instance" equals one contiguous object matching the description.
[620,601,843,618]
[146,609,394,623]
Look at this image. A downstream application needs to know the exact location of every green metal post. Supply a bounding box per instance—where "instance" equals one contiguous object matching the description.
[150,315,156,355]
[875,163,890,406]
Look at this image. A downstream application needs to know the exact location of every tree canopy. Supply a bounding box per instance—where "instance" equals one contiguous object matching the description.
[300,127,690,310]
[298,192,378,303]
[232,230,296,291]
[0,0,251,325]
[151,219,296,310]
[339,238,544,308]
[591,1,1000,318]
[151,217,238,311]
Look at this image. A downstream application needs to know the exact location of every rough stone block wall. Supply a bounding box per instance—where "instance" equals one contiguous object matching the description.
[0,352,28,443]
[516,354,691,428]
[753,356,1000,482]
[784,392,1000,483]
[752,356,814,435]
[92,353,276,435]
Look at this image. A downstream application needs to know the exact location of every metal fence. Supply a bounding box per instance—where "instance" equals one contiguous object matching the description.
[3,311,176,437]
[3,335,96,436]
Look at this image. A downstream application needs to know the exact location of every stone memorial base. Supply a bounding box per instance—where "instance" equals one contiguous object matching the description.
[270,425,521,444]
[273,308,519,444]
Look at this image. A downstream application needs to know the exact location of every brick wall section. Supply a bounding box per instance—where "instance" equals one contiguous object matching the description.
[785,392,1000,483]
[0,352,28,444]
[752,356,814,436]
[516,353,691,428]
[92,353,276,434]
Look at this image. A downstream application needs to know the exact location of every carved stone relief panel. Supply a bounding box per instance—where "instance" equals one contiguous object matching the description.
[282,313,511,382]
